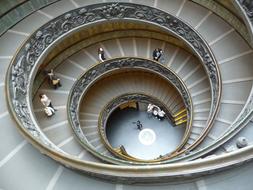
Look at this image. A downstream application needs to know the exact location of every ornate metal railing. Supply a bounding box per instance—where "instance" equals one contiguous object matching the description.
[67,57,193,164]
[6,2,221,169]
[4,1,253,182]
[98,93,185,162]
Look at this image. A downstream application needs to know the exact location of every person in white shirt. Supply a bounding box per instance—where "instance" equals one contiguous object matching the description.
[147,103,165,120]
[98,47,106,62]
[153,107,159,117]
[158,110,165,120]
[39,94,56,112]
[147,103,154,113]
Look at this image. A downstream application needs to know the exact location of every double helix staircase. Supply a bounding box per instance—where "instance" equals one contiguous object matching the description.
[1,0,253,189]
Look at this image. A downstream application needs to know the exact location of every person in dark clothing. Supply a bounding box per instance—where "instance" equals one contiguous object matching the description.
[39,93,57,112]
[153,48,163,61]
[136,120,143,131]
[46,69,62,89]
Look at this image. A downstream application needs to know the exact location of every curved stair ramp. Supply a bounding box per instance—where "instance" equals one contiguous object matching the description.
[1,1,253,189]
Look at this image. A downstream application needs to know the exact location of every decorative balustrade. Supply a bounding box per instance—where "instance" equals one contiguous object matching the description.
[5,2,229,177]
[6,3,221,155]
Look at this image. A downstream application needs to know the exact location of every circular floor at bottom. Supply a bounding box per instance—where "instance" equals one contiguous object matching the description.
[106,108,185,160]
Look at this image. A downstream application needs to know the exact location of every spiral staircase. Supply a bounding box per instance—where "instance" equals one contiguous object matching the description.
[1,0,253,189]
